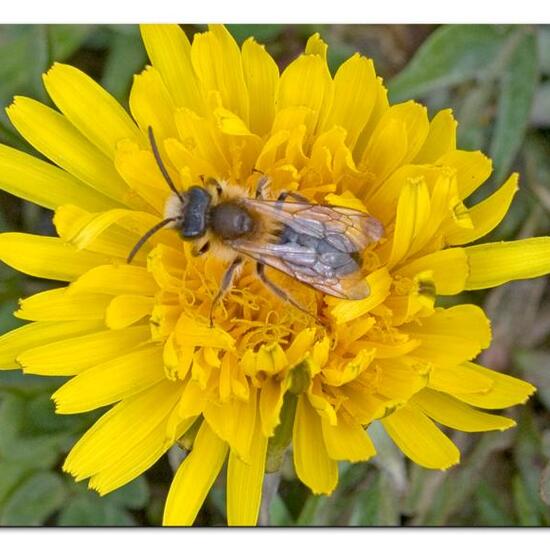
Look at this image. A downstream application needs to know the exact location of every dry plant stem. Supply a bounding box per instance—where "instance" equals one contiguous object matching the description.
[259,471,281,526]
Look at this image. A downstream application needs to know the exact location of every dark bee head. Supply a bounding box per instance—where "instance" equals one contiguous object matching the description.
[210,202,255,240]
[179,186,212,240]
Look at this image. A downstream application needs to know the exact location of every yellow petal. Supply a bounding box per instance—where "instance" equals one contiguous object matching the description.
[7,96,132,207]
[278,54,332,135]
[305,32,328,58]
[68,264,158,296]
[227,417,268,526]
[376,357,430,401]
[321,54,379,151]
[242,37,279,136]
[361,118,408,182]
[255,343,288,376]
[140,24,205,113]
[15,288,111,322]
[0,144,117,212]
[293,395,338,495]
[173,108,230,178]
[259,377,286,437]
[105,294,154,329]
[328,267,392,324]
[438,150,492,200]
[191,25,249,124]
[0,233,111,281]
[285,328,317,366]
[163,422,228,526]
[178,379,206,419]
[454,362,536,409]
[204,388,257,461]
[64,209,164,252]
[90,423,173,495]
[381,404,460,469]
[114,140,172,214]
[395,248,469,295]
[322,410,376,462]
[129,66,178,141]
[18,325,151,376]
[353,78,389,162]
[361,101,429,180]
[322,348,376,386]
[53,204,159,261]
[413,108,457,163]
[405,304,491,365]
[386,178,431,268]
[64,380,181,481]
[465,237,550,290]
[52,344,164,413]
[0,320,103,371]
[43,63,145,158]
[446,173,519,245]
[174,315,234,350]
[428,362,493,395]
[411,388,515,432]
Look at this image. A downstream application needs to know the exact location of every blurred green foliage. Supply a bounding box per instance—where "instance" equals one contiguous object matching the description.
[1,23,550,526]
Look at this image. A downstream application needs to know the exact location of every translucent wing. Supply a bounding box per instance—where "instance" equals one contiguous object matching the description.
[241,199,384,253]
[230,199,384,300]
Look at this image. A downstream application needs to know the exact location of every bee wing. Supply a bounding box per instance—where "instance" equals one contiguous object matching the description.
[241,199,384,253]
[231,238,371,300]
[228,199,383,299]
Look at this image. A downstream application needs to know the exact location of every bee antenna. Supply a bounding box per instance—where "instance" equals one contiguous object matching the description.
[148,126,185,204]
[127,217,179,264]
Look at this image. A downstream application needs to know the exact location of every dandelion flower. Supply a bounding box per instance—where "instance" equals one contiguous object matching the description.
[0,24,546,526]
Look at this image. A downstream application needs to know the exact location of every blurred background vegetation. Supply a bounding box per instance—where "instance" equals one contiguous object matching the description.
[0,23,550,526]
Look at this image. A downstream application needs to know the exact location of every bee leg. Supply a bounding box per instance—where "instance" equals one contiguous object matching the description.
[209,256,244,327]
[276,191,310,204]
[203,177,223,197]
[192,240,210,257]
[256,263,318,322]
[255,175,270,199]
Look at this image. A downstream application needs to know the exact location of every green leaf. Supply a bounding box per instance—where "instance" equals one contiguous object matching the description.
[377,472,401,526]
[388,25,511,102]
[0,369,65,395]
[513,475,542,526]
[349,478,380,526]
[368,421,406,491]
[540,461,550,506]
[475,481,515,526]
[25,393,76,434]
[48,25,96,61]
[0,471,66,526]
[57,494,136,526]
[101,26,147,105]
[226,24,283,45]
[0,394,70,468]
[490,29,538,184]
[0,298,22,335]
[537,26,550,76]
[513,408,550,524]
[515,350,550,411]
[269,493,294,526]
[103,476,149,510]
[531,82,550,127]
[0,462,35,507]
[295,494,322,526]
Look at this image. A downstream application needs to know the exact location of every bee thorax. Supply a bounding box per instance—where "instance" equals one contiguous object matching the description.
[211,202,255,240]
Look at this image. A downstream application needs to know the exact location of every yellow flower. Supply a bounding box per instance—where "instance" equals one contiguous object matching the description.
[0,24,545,525]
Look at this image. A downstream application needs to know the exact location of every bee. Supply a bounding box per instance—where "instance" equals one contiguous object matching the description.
[128,127,384,324]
